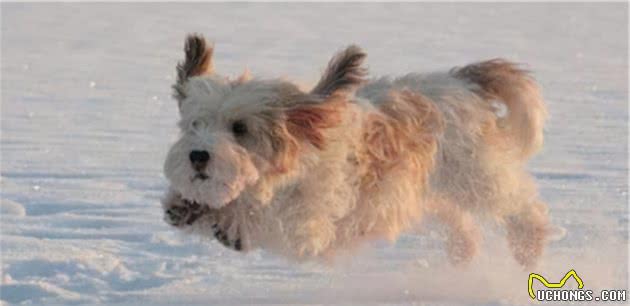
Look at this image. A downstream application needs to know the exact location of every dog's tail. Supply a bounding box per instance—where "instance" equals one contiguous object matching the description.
[452,59,547,158]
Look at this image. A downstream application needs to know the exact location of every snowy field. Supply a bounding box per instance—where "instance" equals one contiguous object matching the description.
[1,3,628,305]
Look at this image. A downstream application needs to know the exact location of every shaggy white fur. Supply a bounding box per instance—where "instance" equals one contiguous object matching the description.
[162,34,550,268]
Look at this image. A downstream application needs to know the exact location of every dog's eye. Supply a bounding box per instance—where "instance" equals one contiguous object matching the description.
[231,120,248,137]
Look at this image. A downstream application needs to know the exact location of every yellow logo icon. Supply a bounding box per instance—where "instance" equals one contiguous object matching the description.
[528,269,584,299]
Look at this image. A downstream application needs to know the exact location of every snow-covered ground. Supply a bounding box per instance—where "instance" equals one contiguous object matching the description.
[1,3,628,305]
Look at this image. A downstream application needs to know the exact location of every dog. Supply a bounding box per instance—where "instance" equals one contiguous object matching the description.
[162,34,550,268]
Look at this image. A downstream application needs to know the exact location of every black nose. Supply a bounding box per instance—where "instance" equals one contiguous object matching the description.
[189,150,210,170]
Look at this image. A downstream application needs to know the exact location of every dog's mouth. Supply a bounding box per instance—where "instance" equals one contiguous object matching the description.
[191,172,209,181]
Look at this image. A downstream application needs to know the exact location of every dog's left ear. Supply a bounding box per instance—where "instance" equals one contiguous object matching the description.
[282,45,365,149]
[286,45,367,150]
[172,34,214,106]
[310,45,367,97]
[285,95,345,150]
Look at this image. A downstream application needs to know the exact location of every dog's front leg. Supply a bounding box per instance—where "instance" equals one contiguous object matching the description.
[290,214,336,258]
[207,201,266,252]
[211,221,243,251]
[162,190,244,251]
[278,189,339,258]
[162,189,210,227]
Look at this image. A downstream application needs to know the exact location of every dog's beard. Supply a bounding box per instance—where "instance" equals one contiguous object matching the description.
[164,137,260,209]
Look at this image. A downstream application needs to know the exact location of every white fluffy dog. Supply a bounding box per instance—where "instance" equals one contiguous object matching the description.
[162,34,550,267]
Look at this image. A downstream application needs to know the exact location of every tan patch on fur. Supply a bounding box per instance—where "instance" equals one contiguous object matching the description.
[362,90,443,187]
[268,124,299,174]
[244,114,301,205]
[340,90,444,243]
[286,96,346,150]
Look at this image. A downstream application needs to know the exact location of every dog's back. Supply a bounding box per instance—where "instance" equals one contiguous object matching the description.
[356,61,550,267]
[358,61,546,159]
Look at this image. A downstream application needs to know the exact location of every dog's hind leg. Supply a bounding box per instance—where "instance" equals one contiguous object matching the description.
[503,199,550,268]
[427,196,482,266]
[486,167,551,268]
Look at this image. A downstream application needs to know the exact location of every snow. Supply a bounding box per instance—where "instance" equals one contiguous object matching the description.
[1,3,628,305]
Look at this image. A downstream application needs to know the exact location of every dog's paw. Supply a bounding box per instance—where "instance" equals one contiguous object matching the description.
[295,240,326,258]
[163,198,209,228]
[445,219,482,266]
[290,219,335,258]
[212,224,243,251]
[446,231,479,266]
[164,205,189,227]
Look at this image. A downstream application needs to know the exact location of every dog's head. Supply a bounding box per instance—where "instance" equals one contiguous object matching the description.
[164,34,366,209]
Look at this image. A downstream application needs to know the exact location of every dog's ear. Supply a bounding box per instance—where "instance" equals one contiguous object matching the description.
[285,95,345,150]
[173,34,214,105]
[311,45,367,97]
[284,46,363,149]
[231,68,252,86]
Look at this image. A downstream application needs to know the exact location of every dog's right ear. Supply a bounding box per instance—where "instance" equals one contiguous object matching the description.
[310,45,367,97]
[172,34,214,106]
